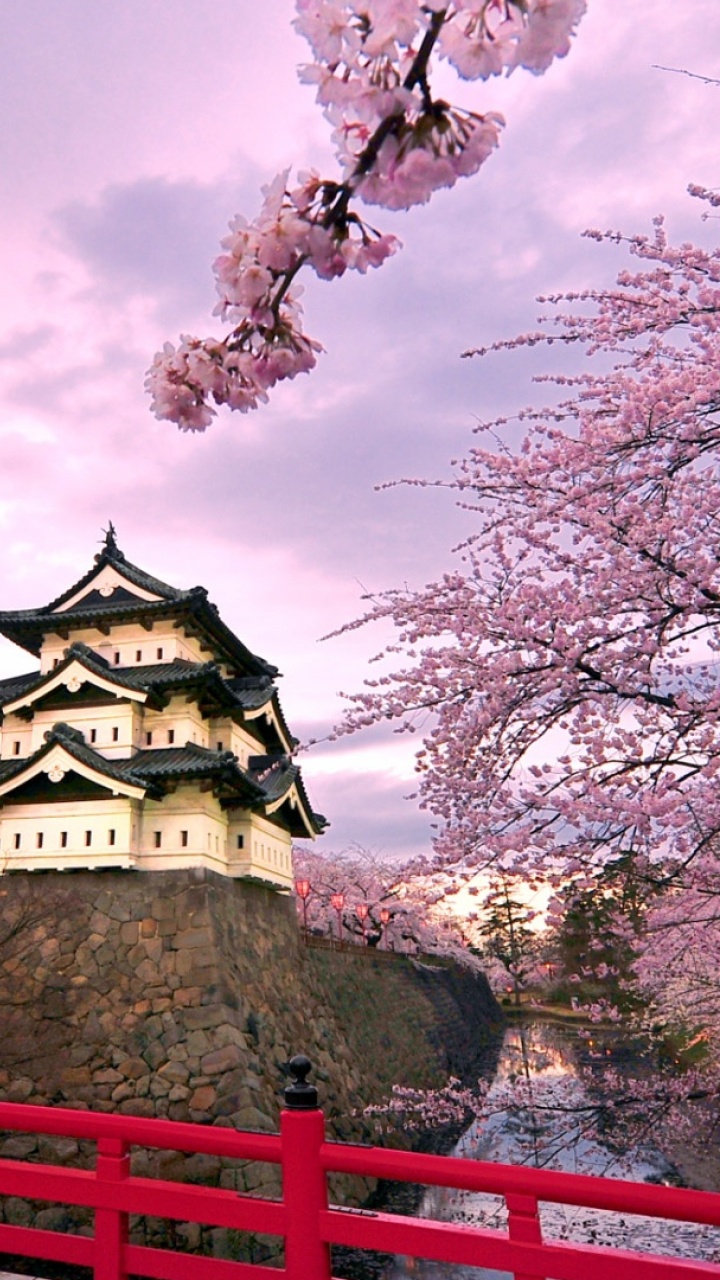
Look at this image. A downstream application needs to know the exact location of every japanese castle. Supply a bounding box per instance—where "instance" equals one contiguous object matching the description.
[0,529,325,886]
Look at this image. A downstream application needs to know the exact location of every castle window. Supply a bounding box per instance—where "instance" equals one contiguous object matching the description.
[90,728,97,744]
[108,829,116,846]
[60,832,68,848]
[167,729,175,744]
[180,830,188,848]
[12,741,20,756]
[13,834,20,850]
[236,835,244,850]
[136,650,142,662]
[85,831,92,847]
[216,741,223,752]
[156,647,164,660]
[154,831,162,848]
[113,652,120,665]
[52,657,60,669]
[36,833,43,849]
[112,727,119,742]
[145,731,153,746]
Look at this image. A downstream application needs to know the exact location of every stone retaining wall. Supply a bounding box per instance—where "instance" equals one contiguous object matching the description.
[0,869,501,1266]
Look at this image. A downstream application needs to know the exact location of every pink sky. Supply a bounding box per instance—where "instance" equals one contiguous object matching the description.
[1,1,718,860]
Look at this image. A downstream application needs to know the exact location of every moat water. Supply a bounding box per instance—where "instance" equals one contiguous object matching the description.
[382,1020,720,1279]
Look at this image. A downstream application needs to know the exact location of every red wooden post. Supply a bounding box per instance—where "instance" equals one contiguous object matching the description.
[281,1056,332,1280]
[506,1191,544,1280]
[94,1135,130,1280]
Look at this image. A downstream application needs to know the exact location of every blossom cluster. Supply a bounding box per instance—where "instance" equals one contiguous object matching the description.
[149,0,586,429]
[146,169,395,429]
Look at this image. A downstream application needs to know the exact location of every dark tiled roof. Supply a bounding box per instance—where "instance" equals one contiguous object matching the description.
[16,723,152,791]
[116,744,264,804]
[48,723,147,785]
[120,662,281,726]
[0,757,23,784]
[45,542,185,612]
[124,660,206,687]
[0,538,278,679]
[0,596,277,680]
[225,675,276,711]
[0,645,149,711]
[0,671,39,702]
[0,727,258,803]
[125,743,242,778]
[124,660,236,701]
[0,597,194,650]
[247,754,327,834]
[247,754,299,801]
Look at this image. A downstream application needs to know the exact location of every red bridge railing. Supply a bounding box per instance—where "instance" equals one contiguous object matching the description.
[0,1054,716,1279]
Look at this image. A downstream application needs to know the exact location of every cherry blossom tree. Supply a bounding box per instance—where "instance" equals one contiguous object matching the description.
[336,193,720,898]
[329,191,720,1140]
[292,844,483,968]
[634,850,720,1053]
[147,0,586,430]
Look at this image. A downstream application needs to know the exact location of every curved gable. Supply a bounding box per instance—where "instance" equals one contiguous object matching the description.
[0,740,146,803]
[264,780,322,838]
[52,563,165,613]
[2,656,147,716]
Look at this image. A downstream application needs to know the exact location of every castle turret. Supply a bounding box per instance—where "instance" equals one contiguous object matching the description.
[0,529,325,885]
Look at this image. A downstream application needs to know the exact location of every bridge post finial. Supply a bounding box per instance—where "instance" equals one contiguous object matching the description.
[284,1055,318,1109]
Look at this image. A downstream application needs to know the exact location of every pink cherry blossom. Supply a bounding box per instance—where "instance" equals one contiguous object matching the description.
[292,844,482,968]
[151,0,586,428]
[335,189,720,892]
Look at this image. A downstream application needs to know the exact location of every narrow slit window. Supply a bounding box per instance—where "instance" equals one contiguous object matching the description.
[237,834,244,850]
[180,830,188,848]
[108,829,116,846]
[113,652,120,665]
[90,728,97,744]
[52,657,60,669]
[13,834,20,850]
[167,729,175,744]
[60,831,68,848]
[156,647,164,660]
[112,727,119,742]
[135,650,142,662]
[154,831,162,848]
[145,731,153,746]
[12,741,20,756]
[85,831,92,847]
[216,741,223,752]
[36,833,43,849]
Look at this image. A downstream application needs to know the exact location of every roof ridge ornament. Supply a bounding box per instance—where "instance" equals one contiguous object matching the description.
[44,722,86,746]
[96,521,125,564]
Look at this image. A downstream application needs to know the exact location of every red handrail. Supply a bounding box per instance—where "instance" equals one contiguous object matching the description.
[0,1077,716,1280]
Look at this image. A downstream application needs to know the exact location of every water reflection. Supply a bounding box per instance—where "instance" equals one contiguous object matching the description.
[384,1021,720,1279]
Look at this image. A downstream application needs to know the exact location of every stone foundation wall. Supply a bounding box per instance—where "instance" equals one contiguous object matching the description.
[0,869,501,1265]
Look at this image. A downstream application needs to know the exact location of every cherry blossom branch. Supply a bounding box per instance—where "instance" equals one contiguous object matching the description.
[146,0,587,430]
